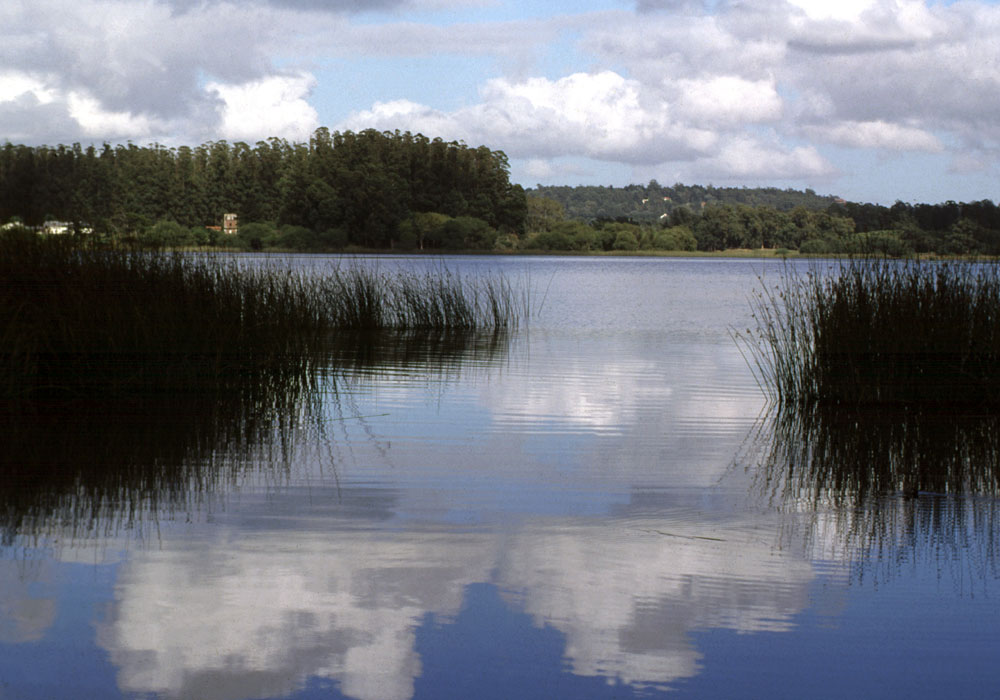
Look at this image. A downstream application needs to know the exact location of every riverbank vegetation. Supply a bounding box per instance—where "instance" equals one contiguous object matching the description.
[0,231,523,398]
[741,258,1000,407]
[5,133,1000,257]
[519,191,1000,257]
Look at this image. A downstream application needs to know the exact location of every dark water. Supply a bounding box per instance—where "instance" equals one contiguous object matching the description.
[2,256,999,699]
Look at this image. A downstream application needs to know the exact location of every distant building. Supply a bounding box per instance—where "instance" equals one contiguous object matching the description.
[42,220,71,235]
[223,213,238,236]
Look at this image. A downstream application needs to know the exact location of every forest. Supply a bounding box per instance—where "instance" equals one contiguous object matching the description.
[525,184,1000,256]
[2,130,1000,256]
[527,181,840,223]
[0,128,527,251]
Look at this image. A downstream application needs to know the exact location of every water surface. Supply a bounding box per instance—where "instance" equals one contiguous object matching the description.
[2,256,999,699]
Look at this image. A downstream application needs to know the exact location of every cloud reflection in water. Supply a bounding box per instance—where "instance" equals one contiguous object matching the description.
[94,499,812,700]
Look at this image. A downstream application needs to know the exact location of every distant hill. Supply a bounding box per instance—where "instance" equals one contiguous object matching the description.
[527,181,842,223]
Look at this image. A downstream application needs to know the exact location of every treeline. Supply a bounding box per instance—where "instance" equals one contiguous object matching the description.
[0,128,526,250]
[5,133,999,256]
[521,197,844,252]
[528,181,839,223]
[523,194,1000,256]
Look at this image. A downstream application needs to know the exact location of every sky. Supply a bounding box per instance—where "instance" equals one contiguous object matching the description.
[2,0,1000,204]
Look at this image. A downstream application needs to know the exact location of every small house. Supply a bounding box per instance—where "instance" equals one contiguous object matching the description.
[223,213,238,236]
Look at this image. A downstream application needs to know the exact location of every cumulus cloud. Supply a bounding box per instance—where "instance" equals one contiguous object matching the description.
[208,74,320,143]
[338,68,839,183]
[340,71,720,164]
[0,0,312,144]
[691,137,835,179]
[3,0,1000,192]
[67,92,159,139]
[804,120,942,152]
[672,75,783,126]
[166,0,486,12]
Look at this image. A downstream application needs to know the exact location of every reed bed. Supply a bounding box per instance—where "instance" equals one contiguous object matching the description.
[319,263,524,331]
[740,258,1000,407]
[0,232,524,398]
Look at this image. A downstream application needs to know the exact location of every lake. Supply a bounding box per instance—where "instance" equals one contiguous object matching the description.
[2,255,999,699]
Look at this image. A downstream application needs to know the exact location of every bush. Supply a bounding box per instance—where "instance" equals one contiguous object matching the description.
[237,222,278,249]
[141,220,192,247]
[653,226,697,251]
[493,233,520,251]
[799,238,831,255]
[529,230,573,250]
[612,230,640,251]
[439,216,497,250]
[843,231,913,257]
[275,225,316,249]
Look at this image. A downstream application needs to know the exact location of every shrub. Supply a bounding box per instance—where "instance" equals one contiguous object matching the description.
[842,231,913,257]
[529,230,573,250]
[439,216,497,250]
[612,230,639,251]
[799,238,831,255]
[237,222,277,249]
[653,226,697,251]
[141,220,192,247]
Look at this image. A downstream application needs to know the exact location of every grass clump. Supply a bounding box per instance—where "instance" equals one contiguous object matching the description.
[319,263,523,331]
[740,257,1000,407]
[0,232,523,398]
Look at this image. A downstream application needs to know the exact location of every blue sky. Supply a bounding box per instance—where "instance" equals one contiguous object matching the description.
[2,0,1000,204]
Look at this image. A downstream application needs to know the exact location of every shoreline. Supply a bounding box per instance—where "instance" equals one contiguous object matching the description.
[181,245,995,261]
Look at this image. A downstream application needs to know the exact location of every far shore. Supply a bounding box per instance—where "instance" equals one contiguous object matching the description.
[177,245,994,261]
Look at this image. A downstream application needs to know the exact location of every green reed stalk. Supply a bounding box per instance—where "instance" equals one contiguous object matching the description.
[0,233,525,398]
[739,257,1000,407]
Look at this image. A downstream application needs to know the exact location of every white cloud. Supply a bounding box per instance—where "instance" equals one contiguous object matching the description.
[67,92,157,139]
[4,0,1000,197]
[341,98,460,140]
[693,137,834,179]
[786,0,877,22]
[806,120,943,152]
[523,158,555,179]
[0,72,57,105]
[208,74,320,142]
[340,71,720,165]
[673,75,783,126]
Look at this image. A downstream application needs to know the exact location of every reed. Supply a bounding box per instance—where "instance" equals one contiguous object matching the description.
[740,257,1000,407]
[0,232,524,398]
[318,264,524,331]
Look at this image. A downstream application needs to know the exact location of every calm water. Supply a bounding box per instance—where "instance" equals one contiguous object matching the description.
[3,256,999,699]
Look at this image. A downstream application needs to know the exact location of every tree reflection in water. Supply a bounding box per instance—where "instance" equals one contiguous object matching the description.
[743,403,1000,588]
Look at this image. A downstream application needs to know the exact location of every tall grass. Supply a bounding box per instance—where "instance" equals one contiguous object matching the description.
[739,258,1000,407]
[0,232,524,398]
[319,263,524,331]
